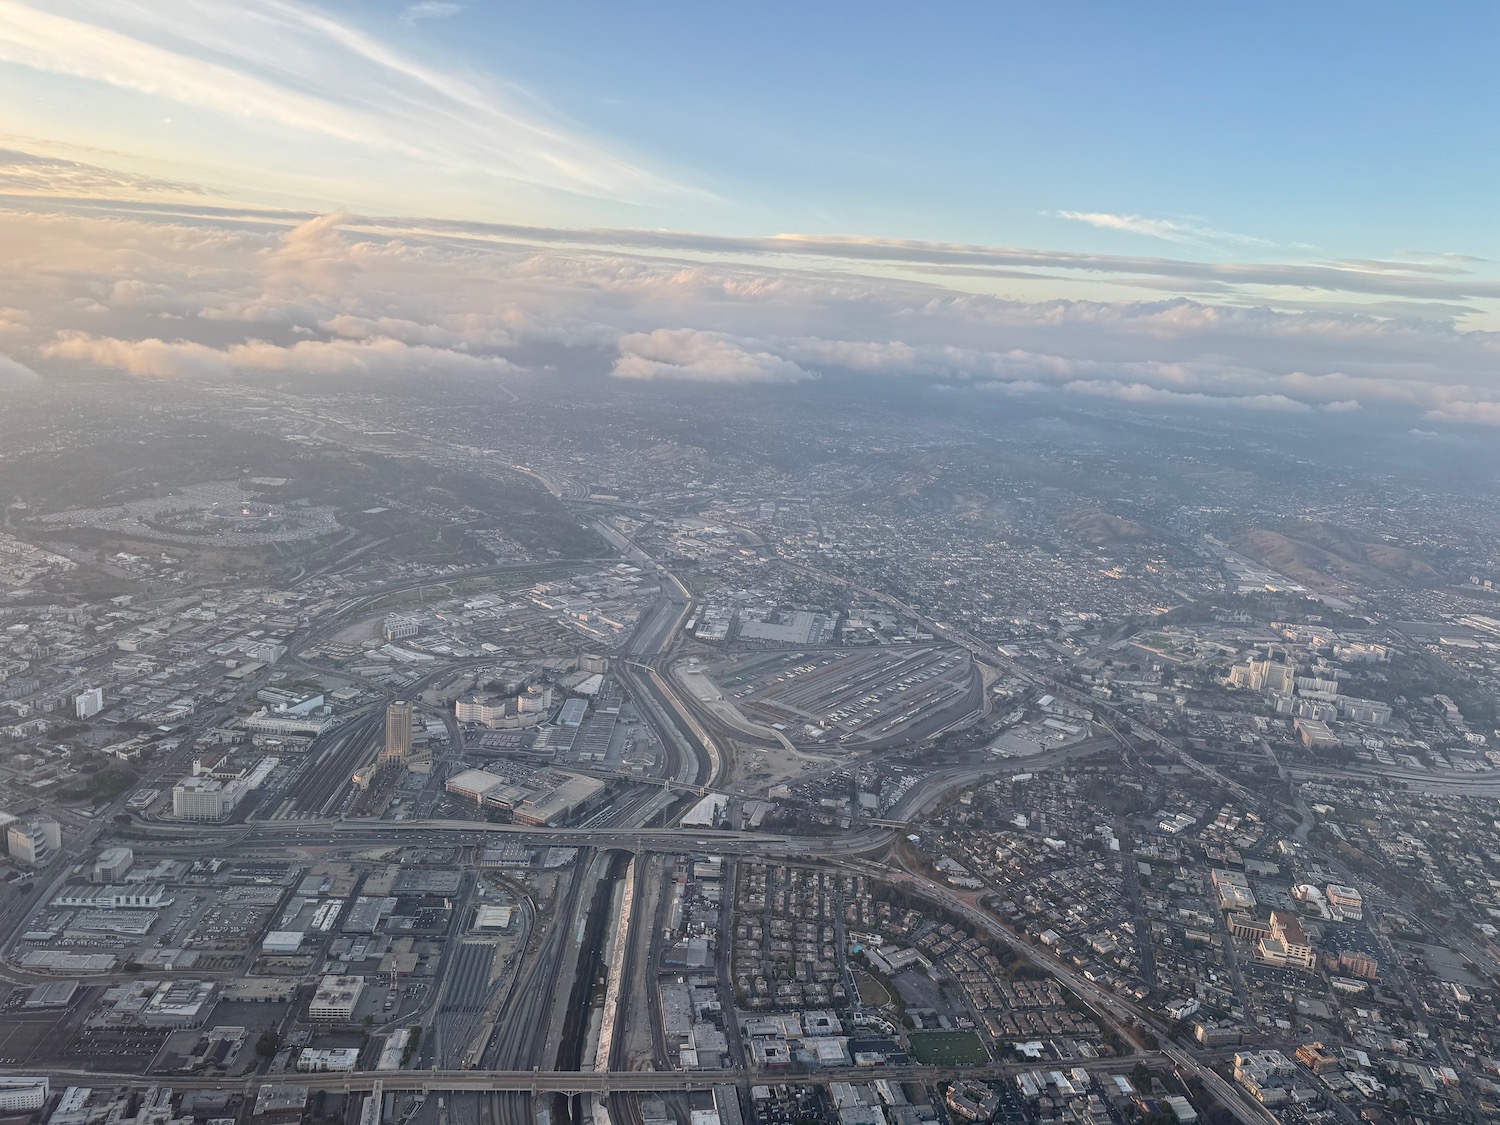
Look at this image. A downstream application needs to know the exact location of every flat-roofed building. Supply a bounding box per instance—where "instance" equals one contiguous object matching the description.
[1211,869,1257,912]
[141,979,217,1028]
[1259,911,1315,969]
[445,767,506,803]
[92,846,134,883]
[295,1048,361,1072]
[309,975,365,1022]
[1325,883,1364,921]
[0,1078,49,1112]
[513,773,608,827]
[1295,718,1340,751]
[172,775,246,820]
[74,687,104,720]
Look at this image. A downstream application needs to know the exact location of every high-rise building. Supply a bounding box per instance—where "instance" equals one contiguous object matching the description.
[74,686,104,720]
[381,700,413,767]
[6,817,61,865]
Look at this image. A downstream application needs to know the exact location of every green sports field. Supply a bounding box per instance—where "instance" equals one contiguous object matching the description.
[908,1030,987,1065]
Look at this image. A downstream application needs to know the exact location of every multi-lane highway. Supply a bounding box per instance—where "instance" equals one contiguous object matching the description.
[1,1057,1167,1096]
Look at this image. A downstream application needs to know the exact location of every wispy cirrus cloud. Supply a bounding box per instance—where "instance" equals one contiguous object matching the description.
[1054,210,1271,247]
[0,0,689,204]
[400,1,462,22]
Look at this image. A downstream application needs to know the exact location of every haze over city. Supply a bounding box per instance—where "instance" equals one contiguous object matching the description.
[1,7,1500,1125]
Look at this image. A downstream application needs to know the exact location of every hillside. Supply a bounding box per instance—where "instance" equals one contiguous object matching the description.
[1231,521,1439,593]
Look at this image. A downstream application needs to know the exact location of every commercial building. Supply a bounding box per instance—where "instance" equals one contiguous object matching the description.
[1337,697,1393,726]
[455,694,508,727]
[140,979,217,1028]
[55,884,170,909]
[172,775,247,821]
[256,689,325,715]
[92,846,135,884]
[383,614,420,641]
[1325,883,1364,922]
[517,686,554,714]
[1294,718,1340,751]
[513,773,608,827]
[6,816,61,865]
[1233,1050,1296,1106]
[559,698,588,727]
[1259,911,1316,969]
[262,931,305,955]
[74,686,104,720]
[295,1048,361,1072]
[1296,1043,1340,1075]
[243,709,332,736]
[381,700,413,765]
[445,768,507,804]
[253,1084,309,1123]
[1210,869,1257,912]
[309,974,365,1022]
[0,1078,49,1112]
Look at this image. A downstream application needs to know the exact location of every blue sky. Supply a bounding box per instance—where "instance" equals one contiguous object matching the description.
[3,0,1500,424]
[3,0,1495,258]
[383,1,1497,254]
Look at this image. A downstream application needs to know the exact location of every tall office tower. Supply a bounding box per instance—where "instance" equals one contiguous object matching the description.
[382,700,413,766]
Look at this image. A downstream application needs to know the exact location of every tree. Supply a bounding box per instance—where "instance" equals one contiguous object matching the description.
[255,1029,281,1058]
[1132,1061,1154,1093]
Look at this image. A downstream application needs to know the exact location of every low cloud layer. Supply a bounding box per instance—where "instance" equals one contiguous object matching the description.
[43,332,512,380]
[613,329,814,384]
[4,204,1500,425]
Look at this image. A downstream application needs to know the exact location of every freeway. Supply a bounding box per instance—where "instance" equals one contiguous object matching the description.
[0,1057,1167,1096]
[119,820,899,858]
[619,659,720,787]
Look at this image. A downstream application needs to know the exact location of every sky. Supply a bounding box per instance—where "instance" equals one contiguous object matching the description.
[2,0,1499,424]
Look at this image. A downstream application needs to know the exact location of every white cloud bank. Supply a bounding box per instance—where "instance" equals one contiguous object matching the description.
[43,332,512,380]
[4,205,1500,425]
[613,329,815,384]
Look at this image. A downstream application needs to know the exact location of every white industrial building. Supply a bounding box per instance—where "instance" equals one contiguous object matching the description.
[262,931,305,954]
